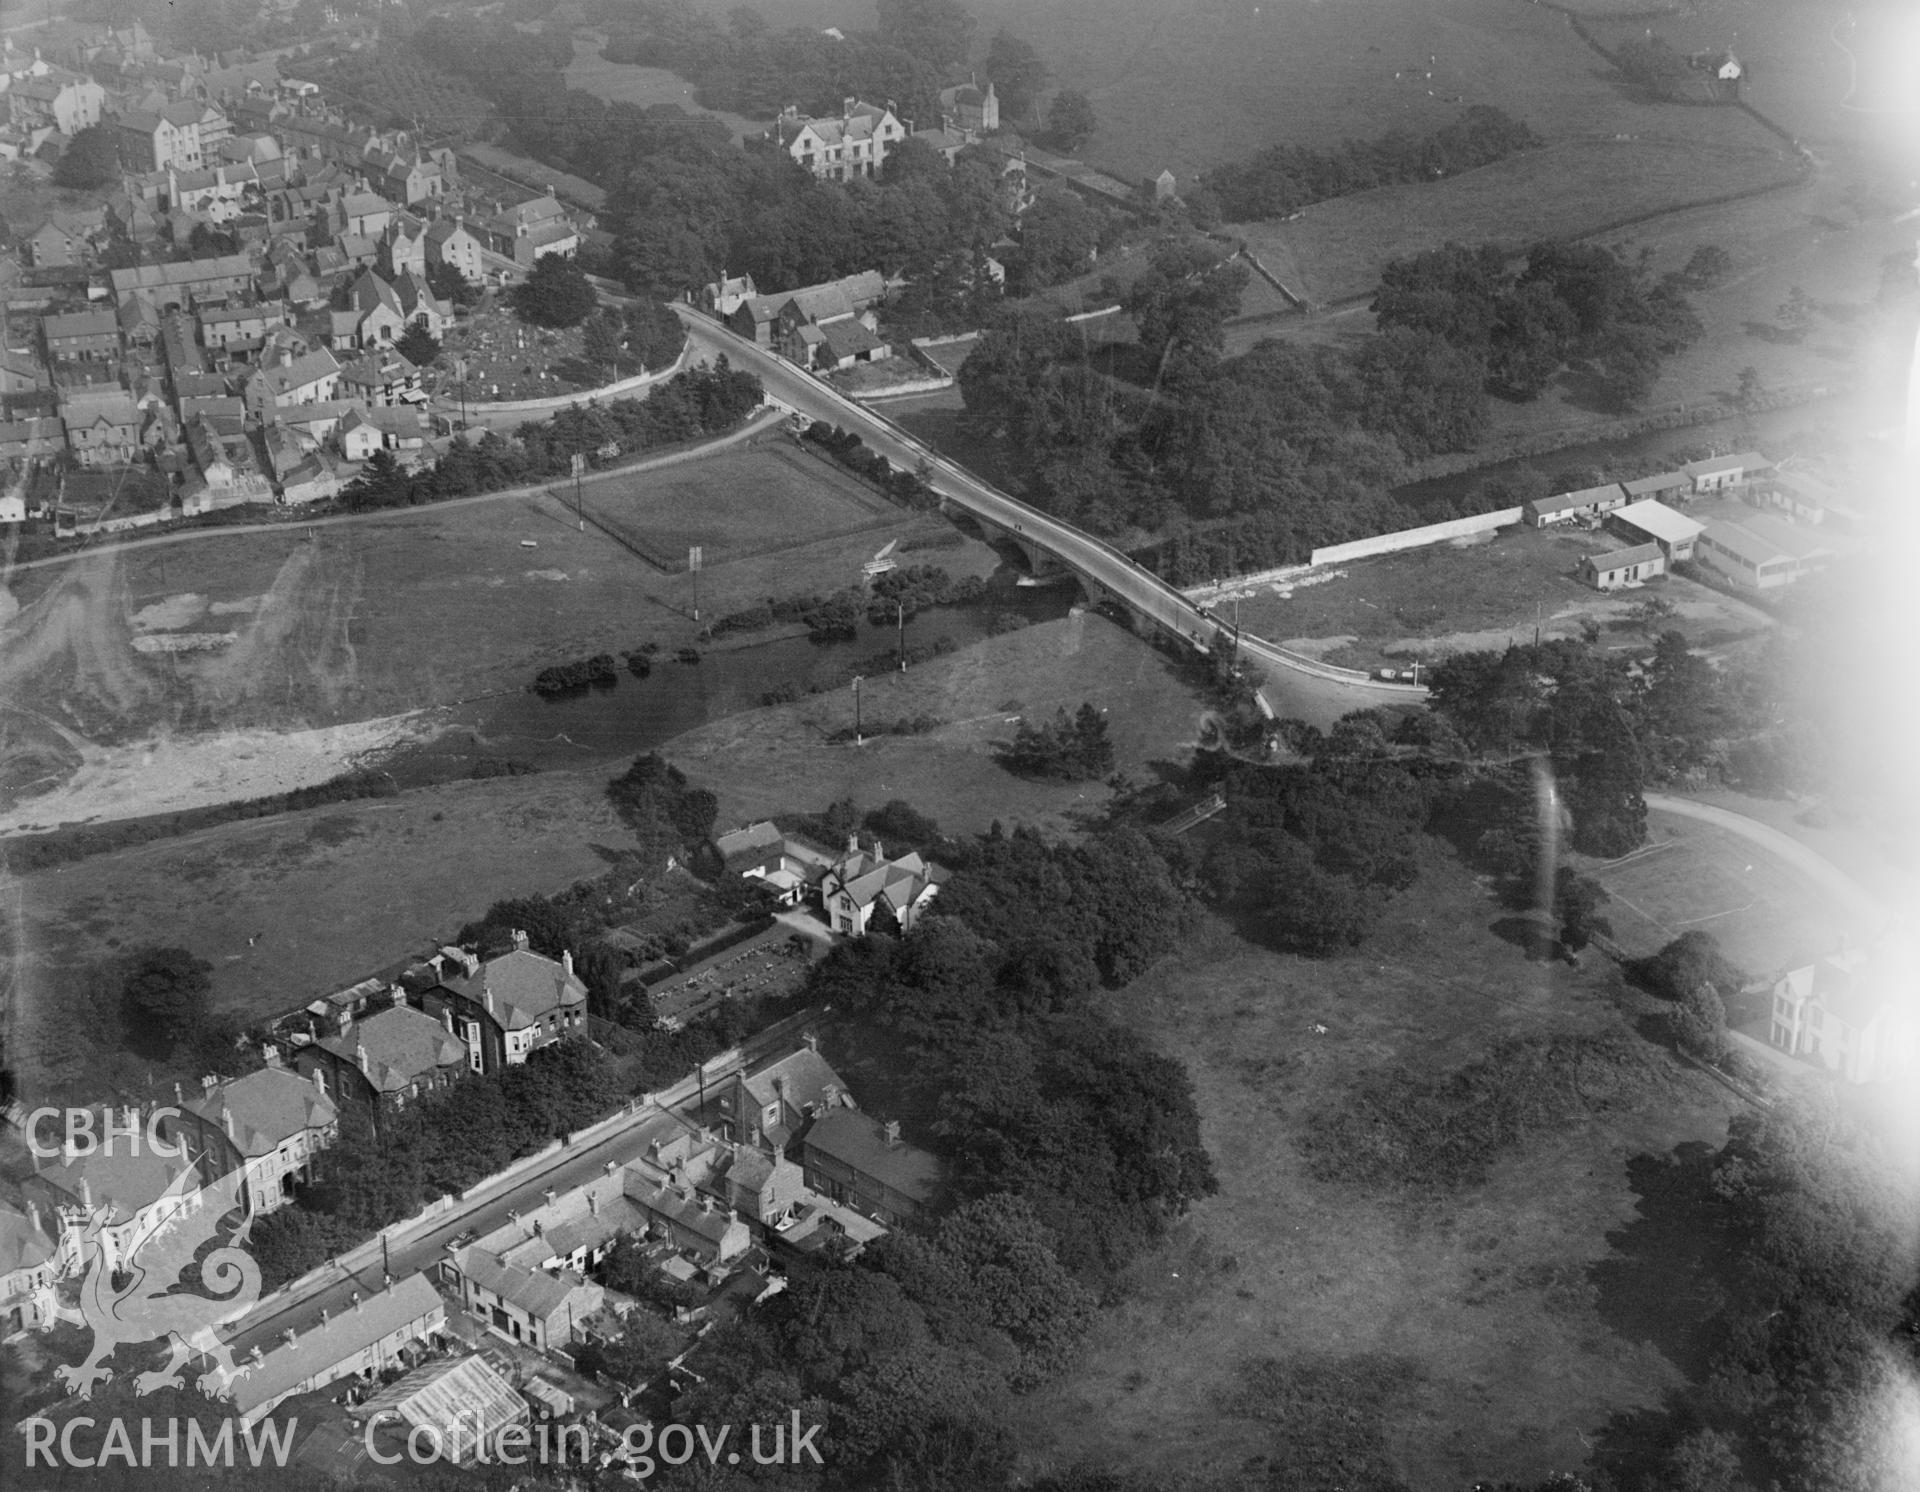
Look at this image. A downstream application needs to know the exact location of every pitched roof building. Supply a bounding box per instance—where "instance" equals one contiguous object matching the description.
[418,932,588,1077]
[168,1065,339,1216]
[293,1002,469,1110]
[767,98,907,182]
[232,1271,447,1423]
[820,841,947,937]
[800,1109,941,1226]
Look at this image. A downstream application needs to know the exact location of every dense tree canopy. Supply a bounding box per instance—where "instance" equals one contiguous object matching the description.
[1200,106,1540,222]
[53,123,119,188]
[511,251,598,328]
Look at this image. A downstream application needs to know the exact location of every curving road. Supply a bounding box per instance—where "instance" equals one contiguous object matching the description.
[1644,792,1895,929]
[672,307,1428,723]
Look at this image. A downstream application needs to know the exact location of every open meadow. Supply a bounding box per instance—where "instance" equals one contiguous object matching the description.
[1009,845,1743,1488]
[6,607,1207,1102]
[7,768,635,1101]
[563,41,765,144]
[1218,524,1773,675]
[667,606,1211,838]
[0,439,990,829]
[1235,131,1803,308]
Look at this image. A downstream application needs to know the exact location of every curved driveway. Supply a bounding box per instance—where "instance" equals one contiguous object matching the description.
[673,307,1427,723]
[1644,792,1894,928]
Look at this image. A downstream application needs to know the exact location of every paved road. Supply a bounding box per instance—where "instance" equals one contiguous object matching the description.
[673,307,1427,722]
[6,408,783,576]
[1645,792,1894,927]
[221,1013,813,1358]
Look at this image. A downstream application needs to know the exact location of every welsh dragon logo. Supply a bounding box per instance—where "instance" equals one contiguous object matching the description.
[50,1162,263,1401]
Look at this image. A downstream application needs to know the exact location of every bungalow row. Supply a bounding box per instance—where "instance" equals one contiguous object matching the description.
[1524,451,1775,528]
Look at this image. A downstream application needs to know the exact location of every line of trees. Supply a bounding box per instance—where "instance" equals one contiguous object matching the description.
[1195,105,1542,224]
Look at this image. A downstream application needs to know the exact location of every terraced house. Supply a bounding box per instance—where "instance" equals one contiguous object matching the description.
[292,1001,469,1111]
[164,1065,340,1215]
[115,98,228,173]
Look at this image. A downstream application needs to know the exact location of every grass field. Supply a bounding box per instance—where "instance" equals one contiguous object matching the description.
[0,440,992,825]
[578,443,901,570]
[669,607,1212,839]
[1008,846,1741,1488]
[1589,807,1877,973]
[6,608,1207,1104]
[1220,523,1773,674]
[7,768,636,1102]
[1235,132,1803,307]
[563,43,765,144]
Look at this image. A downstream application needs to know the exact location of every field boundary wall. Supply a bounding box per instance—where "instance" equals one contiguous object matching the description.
[1309,506,1523,566]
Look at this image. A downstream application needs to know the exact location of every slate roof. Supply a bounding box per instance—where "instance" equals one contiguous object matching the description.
[740,1047,847,1118]
[1683,450,1772,480]
[444,948,586,1030]
[0,1201,58,1275]
[183,1067,336,1158]
[30,1134,196,1223]
[253,348,339,398]
[42,308,118,341]
[317,1004,464,1093]
[456,1248,601,1322]
[110,254,253,295]
[231,1271,445,1417]
[801,1108,942,1207]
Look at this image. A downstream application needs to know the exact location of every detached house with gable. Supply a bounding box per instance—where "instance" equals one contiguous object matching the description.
[768,98,907,182]
[819,839,947,937]
[417,931,588,1076]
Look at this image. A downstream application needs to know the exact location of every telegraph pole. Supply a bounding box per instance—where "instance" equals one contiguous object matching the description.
[688,545,702,620]
[570,452,584,531]
[896,600,906,671]
[853,675,863,745]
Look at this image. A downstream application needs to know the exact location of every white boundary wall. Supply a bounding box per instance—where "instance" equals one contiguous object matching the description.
[455,342,691,418]
[1309,506,1522,567]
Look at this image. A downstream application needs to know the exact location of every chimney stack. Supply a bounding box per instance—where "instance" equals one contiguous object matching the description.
[562,949,574,981]
[802,1030,819,1053]
[355,1042,369,1076]
[544,1188,556,1206]
[883,1120,901,1147]
[512,929,530,953]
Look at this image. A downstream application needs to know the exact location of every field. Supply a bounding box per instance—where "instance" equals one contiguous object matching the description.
[7,768,635,1102]
[1589,807,1878,973]
[580,443,901,569]
[5,608,1208,1103]
[1218,523,1773,675]
[1009,846,1743,1488]
[563,43,765,145]
[1233,133,1804,308]
[668,607,1213,839]
[0,439,991,829]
